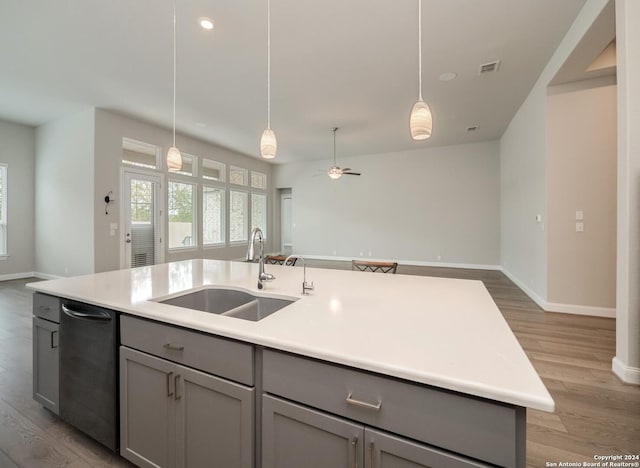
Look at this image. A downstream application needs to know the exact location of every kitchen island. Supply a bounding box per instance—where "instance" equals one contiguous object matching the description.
[29,259,554,468]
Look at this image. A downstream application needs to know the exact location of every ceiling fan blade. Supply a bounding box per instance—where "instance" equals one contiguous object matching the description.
[341,168,351,172]
[343,171,361,176]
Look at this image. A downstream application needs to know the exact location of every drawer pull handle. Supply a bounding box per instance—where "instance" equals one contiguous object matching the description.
[163,343,184,351]
[40,305,51,311]
[346,394,382,411]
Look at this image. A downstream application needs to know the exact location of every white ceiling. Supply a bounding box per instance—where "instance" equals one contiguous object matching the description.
[0,0,587,163]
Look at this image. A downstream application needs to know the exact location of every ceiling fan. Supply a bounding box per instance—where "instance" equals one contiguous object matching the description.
[327,127,361,179]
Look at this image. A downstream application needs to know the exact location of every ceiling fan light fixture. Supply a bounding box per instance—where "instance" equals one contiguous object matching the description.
[260,128,277,159]
[328,167,343,180]
[410,99,433,140]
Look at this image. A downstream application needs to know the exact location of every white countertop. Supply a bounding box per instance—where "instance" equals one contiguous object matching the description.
[28,259,554,412]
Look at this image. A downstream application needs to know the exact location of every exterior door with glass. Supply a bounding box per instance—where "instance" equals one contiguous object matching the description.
[122,170,163,269]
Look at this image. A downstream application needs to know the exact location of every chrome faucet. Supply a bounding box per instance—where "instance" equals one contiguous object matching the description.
[246,227,275,290]
[284,255,314,295]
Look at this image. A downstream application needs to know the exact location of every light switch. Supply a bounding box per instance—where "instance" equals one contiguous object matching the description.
[575,211,584,220]
[535,214,542,222]
[576,222,584,232]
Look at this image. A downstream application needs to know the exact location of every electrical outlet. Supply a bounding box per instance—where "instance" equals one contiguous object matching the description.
[437,255,442,261]
[359,251,363,257]
[576,222,584,232]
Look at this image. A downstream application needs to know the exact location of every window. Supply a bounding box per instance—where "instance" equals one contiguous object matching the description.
[202,159,225,181]
[229,166,248,186]
[203,186,225,245]
[172,152,196,176]
[122,138,159,169]
[168,181,196,249]
[251,171,267,190]
[229,190,248,242]
[0,164,6,255]
[251,193,267,235]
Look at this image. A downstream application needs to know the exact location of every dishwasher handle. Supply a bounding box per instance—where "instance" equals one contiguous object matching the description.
[62,304,112,321]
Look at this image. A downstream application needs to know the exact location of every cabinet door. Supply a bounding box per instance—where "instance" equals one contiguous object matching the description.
[120,346,177,468]
[366,428,490,468]
[262,395,364,468]
[32,317,59,414]
[175,364,254,468]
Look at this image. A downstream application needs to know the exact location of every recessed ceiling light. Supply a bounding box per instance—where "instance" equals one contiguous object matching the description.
[199,17,214,30]
[439,72,457,81]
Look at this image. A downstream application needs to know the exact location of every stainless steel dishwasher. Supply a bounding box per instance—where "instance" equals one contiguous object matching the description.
[60,300,118,451]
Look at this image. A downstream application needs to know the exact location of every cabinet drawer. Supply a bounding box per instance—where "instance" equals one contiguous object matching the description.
[121,315,254,386]
[263,349,524,468]
[33,293,60,323]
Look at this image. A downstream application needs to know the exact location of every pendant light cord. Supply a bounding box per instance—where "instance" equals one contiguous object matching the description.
[333,128,337,165]
[172,0,177,147]
[267,0,271,130]
[417,0,422,101]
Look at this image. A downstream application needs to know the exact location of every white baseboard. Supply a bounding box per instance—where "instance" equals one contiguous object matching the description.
[612,357,640,385]
[545,302,616,318]
[499,268,547,310]
[0,271,38,282]
[499,268,615,318]
[303,255,502,271]
[34,272,63,280]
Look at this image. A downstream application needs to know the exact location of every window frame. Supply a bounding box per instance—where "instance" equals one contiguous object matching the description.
[229,166,249,186]
[122,137,161,170]
[229,189,250,244]
[202,158,226,182]
[201,183,226,248]
[167,179,198,251]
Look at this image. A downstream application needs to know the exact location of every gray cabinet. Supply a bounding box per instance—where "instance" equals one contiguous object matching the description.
[262,395,489,468]
[120,346,254,468]
[32,293,61,415]
[262,395,363,468]
[263,350,518,467]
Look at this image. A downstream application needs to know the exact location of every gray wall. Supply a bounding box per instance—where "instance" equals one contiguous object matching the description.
[500,0,612,304]
[273,141,500,267]
[547,81,617,311]
[94,109,274,273]
[0,119,36,278]
[35,108,95,277]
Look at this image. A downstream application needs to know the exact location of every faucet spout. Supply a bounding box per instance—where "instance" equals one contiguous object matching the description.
[247,228,275,289]
[284,255,314,295]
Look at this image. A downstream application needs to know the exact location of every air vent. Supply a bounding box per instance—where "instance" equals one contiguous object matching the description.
[478,60,501,74]
[466,125,479,133]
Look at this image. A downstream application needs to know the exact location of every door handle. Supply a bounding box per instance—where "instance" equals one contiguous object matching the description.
[62,304,112,321]
[175,374,182,400]
[167,371,174,397]
[50,330,58,349]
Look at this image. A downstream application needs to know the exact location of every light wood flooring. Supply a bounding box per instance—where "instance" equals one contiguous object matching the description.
[0,268,638,467]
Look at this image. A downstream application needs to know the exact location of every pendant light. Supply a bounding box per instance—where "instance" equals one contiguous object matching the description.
[167,0,182,171]
[409,0,433,141]
[259,0,277,159]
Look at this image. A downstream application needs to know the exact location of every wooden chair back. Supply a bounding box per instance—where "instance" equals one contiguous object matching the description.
[351,260,398,274]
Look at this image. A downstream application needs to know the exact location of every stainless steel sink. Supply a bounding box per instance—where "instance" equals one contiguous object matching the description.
[158,288,295,321]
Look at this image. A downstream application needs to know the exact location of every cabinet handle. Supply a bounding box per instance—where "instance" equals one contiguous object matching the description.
[175,374,182,400]
[167,371,174,397]
[366,442,373,468]
[163,343,185,351]
[346,394,382,411]
[40,305,51,312]
[50,330,58,349]
[351,436,359,468]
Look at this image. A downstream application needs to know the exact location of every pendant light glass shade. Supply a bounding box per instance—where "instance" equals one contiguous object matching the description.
[167,0,182,171]
[410,0,433,141]
[260,0,276,159]
[260,128,277,159]
[410,99,433,140]
[167,146,182,171]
